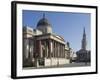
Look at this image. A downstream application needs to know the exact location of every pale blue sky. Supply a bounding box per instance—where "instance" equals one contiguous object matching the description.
[23,10,91,51]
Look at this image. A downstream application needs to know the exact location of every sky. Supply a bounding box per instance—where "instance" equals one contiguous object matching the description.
[23,10,91,52]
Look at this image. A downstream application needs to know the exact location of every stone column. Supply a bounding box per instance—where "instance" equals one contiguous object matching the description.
[34,39,36,58]
[60,44,62,58]
[39,40,42,58]
[59,43,60,58]
[64,45,65,58]
[62,45,63,58]
[49,39,51,58]
[61,44,63,58]
[58,43,59,58]
[53,40,55,58]
[29,39,33,59]
[53,41,55,58]
[52,40,54,57]
[63,45,65,58]
[54,42,56,57]
[57,43,59,58]
[24,39,29,59]
[55,42,57,57]
[54,42,55,58]
[51,40,53,58]
[46,40,48,58]
[45,40,47,58]
[56,42,58,58]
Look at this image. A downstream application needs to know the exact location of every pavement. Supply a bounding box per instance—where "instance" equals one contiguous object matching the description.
[23,62,91,70]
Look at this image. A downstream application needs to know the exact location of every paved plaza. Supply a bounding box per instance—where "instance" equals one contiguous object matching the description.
[24,62,90,70]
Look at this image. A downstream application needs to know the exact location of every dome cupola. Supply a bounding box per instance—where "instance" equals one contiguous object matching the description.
[36,13,52,34]
[37,14,51,27]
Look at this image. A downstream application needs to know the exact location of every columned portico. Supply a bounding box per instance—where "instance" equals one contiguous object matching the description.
[35,38,65,59]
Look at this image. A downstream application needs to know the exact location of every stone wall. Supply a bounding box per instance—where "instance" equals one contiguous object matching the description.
[44,58,70,67]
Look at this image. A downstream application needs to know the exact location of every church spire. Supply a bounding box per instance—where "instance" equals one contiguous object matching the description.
[84,27,85,34]
[81,27,87,50]
[83,27,86,36]
[43,13,45,19]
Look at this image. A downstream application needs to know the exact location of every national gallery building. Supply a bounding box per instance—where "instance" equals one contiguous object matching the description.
[23,14,71,68]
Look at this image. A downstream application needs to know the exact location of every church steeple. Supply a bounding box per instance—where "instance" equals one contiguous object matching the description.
[83,27,86,36]
[43,13,45,19]
[81,27,87,50]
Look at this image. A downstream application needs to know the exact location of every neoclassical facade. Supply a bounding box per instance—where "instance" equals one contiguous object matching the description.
[23,14,71,67]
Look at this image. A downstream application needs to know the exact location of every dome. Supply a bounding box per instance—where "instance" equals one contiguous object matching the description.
[36,14,52,33]
[37,14,51,27]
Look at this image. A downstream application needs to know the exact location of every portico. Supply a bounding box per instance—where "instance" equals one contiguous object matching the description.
[34,34,65,59]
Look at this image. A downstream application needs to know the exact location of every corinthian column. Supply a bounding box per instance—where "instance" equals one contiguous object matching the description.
[48,39,51,58]
[39,40,42,58]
